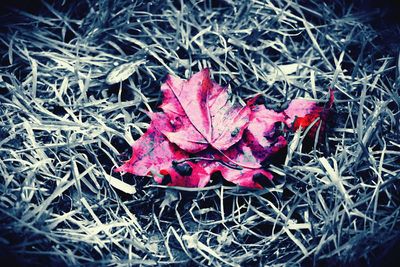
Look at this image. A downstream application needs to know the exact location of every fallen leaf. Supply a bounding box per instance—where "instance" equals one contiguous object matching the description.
[114,112,188,177]
[115,69,334,188]
[160,69,251,152]
[284,89,334,138]
[106,60,146,85]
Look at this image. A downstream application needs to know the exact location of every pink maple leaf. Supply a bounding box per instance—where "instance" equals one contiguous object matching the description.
[115,69,334,188]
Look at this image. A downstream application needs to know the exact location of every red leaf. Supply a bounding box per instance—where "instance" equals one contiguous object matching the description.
[160,69,251,152]
[220,168,273,188]
[115,70,334,189]
[114,113,188,176]
[153,161,213,188]
[284,89,334,138]
[249,106,286,146]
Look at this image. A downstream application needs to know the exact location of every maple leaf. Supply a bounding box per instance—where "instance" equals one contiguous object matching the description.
[159,69,251,152]
[115,69,334,189]
[114,112,187,177]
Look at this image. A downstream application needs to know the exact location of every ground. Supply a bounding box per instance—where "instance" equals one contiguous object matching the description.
[0,0,399,266]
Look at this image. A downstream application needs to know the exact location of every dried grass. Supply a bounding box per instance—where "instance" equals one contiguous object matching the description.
[0,0,399,266]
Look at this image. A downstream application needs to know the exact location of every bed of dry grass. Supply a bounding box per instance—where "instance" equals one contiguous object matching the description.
[0,0,399,266]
